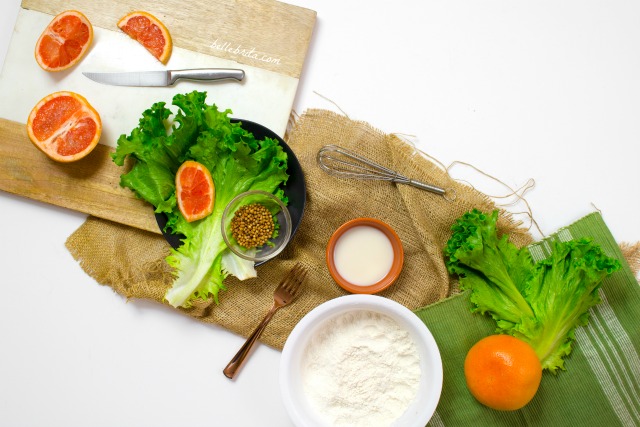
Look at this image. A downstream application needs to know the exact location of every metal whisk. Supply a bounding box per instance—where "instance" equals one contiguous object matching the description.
[317,145,456,200]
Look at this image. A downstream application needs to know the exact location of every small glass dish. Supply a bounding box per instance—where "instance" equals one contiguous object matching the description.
[221,190,292,264]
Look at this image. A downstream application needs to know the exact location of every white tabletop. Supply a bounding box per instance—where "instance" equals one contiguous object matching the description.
[2,1,639,426]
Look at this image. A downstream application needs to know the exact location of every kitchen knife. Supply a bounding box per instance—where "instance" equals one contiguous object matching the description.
[82,68,245,87]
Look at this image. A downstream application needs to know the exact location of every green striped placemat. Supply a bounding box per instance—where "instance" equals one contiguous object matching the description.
[415,212,640,427]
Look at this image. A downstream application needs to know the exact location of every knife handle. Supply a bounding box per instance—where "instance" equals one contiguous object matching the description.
[168,68,245,85]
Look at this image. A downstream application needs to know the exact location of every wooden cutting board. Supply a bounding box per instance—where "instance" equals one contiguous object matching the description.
[0,0,315,234]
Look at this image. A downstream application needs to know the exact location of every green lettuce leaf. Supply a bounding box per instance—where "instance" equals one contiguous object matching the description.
[523,238,620,372]
[113,91,289,308]
[444,209,621,373]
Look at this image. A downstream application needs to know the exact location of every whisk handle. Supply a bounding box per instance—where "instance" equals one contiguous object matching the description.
[405,179,446,195]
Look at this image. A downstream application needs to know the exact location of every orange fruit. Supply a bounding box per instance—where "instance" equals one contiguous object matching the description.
[176,161,215,222]
[464,334,542,411]
[26,91,102,163]
[34,10,93,72]
[117,11,172,64]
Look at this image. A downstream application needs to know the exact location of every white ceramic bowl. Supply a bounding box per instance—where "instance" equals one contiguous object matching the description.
[280,294,443,427]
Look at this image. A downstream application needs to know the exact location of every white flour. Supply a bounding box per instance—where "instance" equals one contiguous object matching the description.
[301,310,421,427]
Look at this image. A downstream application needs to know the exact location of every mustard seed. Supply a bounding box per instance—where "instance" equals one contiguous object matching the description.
[230,203,275,248]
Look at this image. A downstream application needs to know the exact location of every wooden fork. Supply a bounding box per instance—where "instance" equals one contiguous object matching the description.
[223,263,308,379]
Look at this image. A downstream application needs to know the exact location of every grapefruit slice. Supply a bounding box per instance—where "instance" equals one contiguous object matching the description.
[176,161,215,222]
[35,10,93,72]
[26,91,102,163]
[117,11,173,64]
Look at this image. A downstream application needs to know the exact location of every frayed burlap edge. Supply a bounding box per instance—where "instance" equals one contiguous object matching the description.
[620,241,640,279]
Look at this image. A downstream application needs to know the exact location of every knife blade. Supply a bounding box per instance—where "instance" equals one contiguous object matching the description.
[82,68,245,87]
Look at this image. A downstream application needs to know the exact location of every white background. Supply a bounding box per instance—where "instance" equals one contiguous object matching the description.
[1,1,639,426]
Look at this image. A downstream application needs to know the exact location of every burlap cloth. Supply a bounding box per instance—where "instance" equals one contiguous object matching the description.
[65,109,533,350]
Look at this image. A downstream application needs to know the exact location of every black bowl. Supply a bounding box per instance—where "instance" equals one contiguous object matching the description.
[155,118,306,266]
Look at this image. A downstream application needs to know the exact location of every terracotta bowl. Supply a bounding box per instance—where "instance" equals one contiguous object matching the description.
[326,217,404,294]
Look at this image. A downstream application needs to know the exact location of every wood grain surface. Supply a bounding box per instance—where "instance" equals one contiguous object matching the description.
[22,0,316,78]
[0,118,159,233]
[1,0,315,232]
